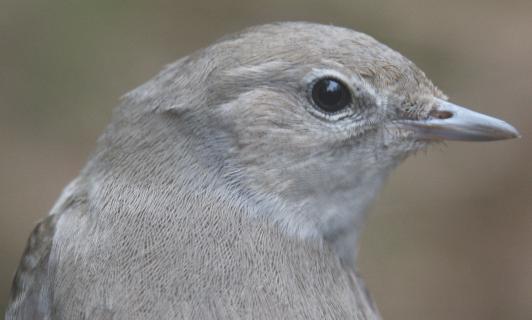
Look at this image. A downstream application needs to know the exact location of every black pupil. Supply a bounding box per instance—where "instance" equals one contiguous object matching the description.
[311,78,351,113]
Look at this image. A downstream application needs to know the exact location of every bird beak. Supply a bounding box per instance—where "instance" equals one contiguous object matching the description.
[399,98,520,141]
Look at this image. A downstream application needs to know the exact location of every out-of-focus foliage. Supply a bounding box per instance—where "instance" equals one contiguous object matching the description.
[1,1,530,319]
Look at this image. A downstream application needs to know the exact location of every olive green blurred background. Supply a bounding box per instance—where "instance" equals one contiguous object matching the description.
[1,0,531,319]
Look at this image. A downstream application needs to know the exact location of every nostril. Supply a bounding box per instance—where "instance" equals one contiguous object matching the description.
[429,109,453,120]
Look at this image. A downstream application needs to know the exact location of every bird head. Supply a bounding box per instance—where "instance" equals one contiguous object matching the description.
[107,22,518,262]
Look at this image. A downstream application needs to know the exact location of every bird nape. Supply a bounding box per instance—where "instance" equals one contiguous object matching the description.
[6,22,519,320]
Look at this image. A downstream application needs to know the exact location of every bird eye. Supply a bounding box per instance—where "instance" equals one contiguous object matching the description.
[311,78,352,113]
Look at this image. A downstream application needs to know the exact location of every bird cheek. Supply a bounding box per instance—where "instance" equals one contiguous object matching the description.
[380,122,430,156]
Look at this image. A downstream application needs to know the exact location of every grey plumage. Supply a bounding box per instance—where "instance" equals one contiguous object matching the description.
[6,22,518,320]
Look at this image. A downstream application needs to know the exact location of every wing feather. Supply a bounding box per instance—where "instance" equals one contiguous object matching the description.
[6,214,59,320]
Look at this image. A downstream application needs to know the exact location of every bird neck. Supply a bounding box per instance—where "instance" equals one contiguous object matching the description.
[228,158,394,269]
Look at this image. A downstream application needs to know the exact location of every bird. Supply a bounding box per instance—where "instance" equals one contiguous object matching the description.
[6,22,519,320]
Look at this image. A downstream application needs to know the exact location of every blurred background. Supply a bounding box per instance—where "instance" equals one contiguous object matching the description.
[1,0,531,319]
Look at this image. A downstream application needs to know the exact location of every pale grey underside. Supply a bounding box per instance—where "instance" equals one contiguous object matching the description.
[6,175,379,320]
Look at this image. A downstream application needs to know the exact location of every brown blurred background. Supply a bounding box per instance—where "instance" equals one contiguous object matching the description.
[1,0,531,319]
